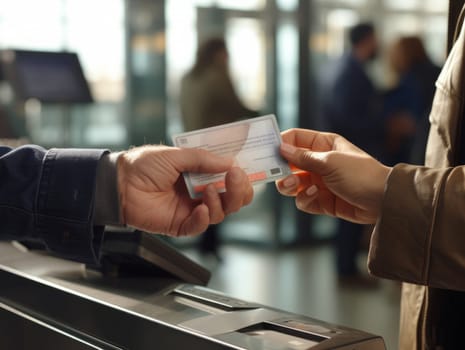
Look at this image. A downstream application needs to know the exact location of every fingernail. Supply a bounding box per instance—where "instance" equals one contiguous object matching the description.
[205,183,216,194]
[283,176,296,188]
[306,185,318,196]
[281,143,297,155]
[229,167,242,183]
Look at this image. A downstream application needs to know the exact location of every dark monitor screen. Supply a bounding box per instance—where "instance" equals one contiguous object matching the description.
[97,230,212,286]
[2,50,93,104]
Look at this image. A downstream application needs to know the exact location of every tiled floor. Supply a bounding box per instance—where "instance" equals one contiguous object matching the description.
[182,244,401,350]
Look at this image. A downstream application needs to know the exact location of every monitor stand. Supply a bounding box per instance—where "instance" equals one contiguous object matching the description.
[94,229,211,286]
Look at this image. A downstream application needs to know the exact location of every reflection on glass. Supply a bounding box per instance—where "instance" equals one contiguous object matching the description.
[315,0,366,5]
[66,0,125,102]
[225,18,266,111]
[166,0,199,135]
[382,15,422,42]
[383,0,420,10]
[276,0,298,12]
[0,0,64,50]
[326,9,359,58]
[216,0,265,10]
[423,16,447,65]
[277,20,298,130]
[423,0,448,12]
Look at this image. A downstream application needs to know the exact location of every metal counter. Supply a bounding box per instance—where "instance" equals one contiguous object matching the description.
[0,241,386,350]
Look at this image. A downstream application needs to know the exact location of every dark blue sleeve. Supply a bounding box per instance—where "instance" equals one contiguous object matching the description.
[322,57,383,141]
[384,74,423,121]
[331,69,381,131]
[0,145,109,264]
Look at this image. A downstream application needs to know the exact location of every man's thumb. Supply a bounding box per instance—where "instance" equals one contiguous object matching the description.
[176,148,233,173]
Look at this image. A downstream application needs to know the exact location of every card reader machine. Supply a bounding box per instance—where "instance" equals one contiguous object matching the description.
[0,231,386,349]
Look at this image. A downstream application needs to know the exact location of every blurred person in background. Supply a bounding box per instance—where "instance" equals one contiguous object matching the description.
[180,37,257,259]
[320,22,383,285]
[0,107,13,138]
[0,63,15,139]
[384,36,441,165]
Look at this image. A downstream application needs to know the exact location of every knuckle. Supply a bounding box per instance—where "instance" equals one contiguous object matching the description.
[322,151,338,165]
[295,197,306,211]
[226,204,240,215]
[279,189,295,197]
[214,212,225,223]
[298,150,313,164]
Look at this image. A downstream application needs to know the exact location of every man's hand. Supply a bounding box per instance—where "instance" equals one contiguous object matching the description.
[117,145,253,236]
[275,129,391,224]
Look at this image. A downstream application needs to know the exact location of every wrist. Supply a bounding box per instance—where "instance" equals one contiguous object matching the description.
[116,151,129,226]
[94,151,124,226]
[373,164,392,215]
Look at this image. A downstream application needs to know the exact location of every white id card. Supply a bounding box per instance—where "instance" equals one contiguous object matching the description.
[172,114,291,198]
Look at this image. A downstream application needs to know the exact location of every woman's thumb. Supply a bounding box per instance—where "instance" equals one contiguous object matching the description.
[280,143,329,175]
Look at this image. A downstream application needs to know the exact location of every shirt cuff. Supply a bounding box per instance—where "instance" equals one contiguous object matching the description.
[94,152,124,226]
[36,148,109,264]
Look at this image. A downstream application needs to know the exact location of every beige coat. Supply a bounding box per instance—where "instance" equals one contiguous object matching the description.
[179,65,255,131]
[368,10,465,350]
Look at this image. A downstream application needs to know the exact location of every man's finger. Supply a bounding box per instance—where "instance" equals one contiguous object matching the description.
[203,183,225,224]
[222,167,249,214]
[243,184,254,206]
[178,203,210,236]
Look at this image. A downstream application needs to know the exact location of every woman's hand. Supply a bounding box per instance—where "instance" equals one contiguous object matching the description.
[276,129,391,224]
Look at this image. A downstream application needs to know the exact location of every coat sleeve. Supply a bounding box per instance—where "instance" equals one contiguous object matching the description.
[368,163,465,291]
[0,145,109,264]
